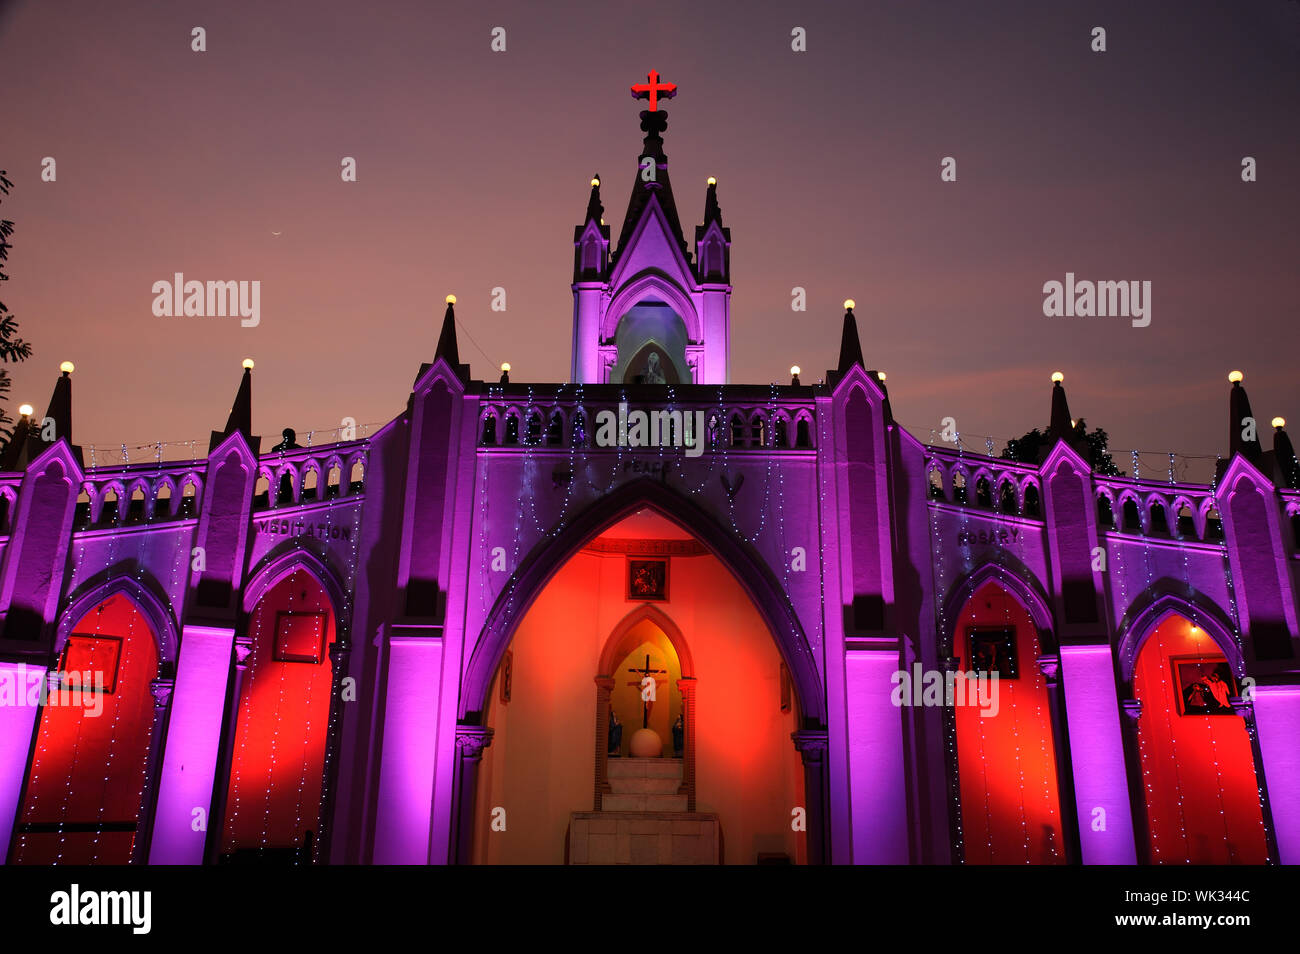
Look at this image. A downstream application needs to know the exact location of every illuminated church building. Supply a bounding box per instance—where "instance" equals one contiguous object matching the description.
[4,76,1300,867]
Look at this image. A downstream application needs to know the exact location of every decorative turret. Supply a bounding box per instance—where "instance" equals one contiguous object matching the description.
[613,97,689,266]
[0,361,82,469]
[1047,371,1075,444]
[435,295,460,367]
[1227,370,1263,464]
[837,300,865,374]
[573,175,610,281]
[1268,417,1299,489]
[694,176,730,282]
[209,358,259,453]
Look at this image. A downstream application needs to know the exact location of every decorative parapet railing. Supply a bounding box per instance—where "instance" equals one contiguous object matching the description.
[472,384,818,453]
[923,446,1046,519]
[62,439,371,531]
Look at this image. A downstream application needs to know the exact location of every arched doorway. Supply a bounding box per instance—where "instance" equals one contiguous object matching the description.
[1125,609,1268,864]
[469,506,809,864]
[217,564,339,862]
[10,590,162,864]
[949,578,1068,864]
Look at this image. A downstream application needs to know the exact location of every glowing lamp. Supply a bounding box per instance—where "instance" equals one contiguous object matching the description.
[242,358,255,370]
[591,177,600,187]
[60,361,75,374]
[1273,417,1286,429]
[445,294,457,305]
[1228,370,1243,383]
[843,299,856,311]
[501,362,511,373]
[877,371,887,382]
[18,404,33,417]
[707,176,717,186]
[1051,371,1064,383]
[789,365,801,377]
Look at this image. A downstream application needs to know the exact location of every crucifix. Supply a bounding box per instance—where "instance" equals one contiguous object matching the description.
[626,654,668,728]
[630,69,677,113]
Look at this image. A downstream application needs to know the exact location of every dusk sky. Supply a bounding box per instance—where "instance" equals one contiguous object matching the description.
[1,0,1297,477]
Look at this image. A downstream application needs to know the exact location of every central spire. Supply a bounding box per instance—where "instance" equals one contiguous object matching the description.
[615,70,688,265]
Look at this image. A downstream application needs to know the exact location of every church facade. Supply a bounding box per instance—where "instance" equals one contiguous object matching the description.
[1,81,1299,866]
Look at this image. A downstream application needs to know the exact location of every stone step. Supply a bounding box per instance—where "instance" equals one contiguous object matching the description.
[606,758,683,780]
[602,793,689,812]
[608,774,681,795]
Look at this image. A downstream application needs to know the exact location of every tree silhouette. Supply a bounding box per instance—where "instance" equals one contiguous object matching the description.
[1000,418,1123,476]
[0,169,34,458]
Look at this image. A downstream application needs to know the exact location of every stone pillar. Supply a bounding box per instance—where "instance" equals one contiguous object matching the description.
[203,634,252,864]
[1247,683,1300,862]
[314,637,351,863]
[677,677,696,811]
[451,725,493,865]
[148,623,235,864]
[131,674,174,864]
[1058,642,1138,864]
[593,676,614,810]
[792,729,830,865]
[0,660,44,861]
[1036,654,1081,862]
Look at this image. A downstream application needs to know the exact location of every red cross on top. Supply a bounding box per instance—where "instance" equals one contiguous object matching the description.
[630,69,677,112]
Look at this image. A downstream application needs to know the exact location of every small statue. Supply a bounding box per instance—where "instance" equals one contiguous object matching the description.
[607,707,622,757]
[644,352,666,384]
[671,711,684,756]
[272,427,302,452]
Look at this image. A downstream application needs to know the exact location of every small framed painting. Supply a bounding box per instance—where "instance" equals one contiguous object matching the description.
[273,611,328,664]
[966,626,1019,679]
[1173,656,1237,715]
[626,558,669,602]
[498,649,513,705]
[60,634,123,694]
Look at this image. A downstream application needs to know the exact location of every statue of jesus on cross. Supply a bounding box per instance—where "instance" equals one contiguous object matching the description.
[626,654,668,729]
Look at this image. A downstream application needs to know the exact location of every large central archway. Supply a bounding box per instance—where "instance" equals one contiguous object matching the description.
[456,479,826,864]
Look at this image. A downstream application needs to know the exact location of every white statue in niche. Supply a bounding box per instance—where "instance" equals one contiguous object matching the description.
[644,352,666,384]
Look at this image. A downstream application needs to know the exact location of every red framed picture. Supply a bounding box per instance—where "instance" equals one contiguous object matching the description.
[626,558,669,601]
[273,611,328,664]
[60,634,123,694]
[1172,655,1237,715]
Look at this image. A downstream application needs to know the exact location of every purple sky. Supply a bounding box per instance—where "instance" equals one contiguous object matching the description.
[1,0,1297,476]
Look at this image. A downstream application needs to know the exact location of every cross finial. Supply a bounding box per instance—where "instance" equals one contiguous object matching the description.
[630,69,677,112]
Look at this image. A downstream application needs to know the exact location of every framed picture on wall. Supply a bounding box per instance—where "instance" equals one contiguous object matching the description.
[1173,656,1237,715]
[626,558,669,601]
[60,634,123,694]
[273,611,328,664]
[965,626,1019,679]
[498,649,513,705]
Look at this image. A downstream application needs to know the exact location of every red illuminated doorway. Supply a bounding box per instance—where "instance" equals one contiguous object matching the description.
[217,565,338,862]
[949,578,1068,864]
[9,591,161,864]
[1126,610,1268,864]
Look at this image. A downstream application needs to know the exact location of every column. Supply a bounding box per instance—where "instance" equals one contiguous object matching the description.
[0,660,44,861]
[677,677,696,811]
[792,729,830,865]
[203,634,252,863]
[1058,642,1138,864]
[593,676,613,810]
[315,636,352,863]
[1037,654,1081,862]
[130,674,174,864]
[1250,682,1300,863]
[148,624,235,864]
[451,725,493,865]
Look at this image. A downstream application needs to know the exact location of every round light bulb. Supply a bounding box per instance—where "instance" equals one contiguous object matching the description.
[877,371,887,382]
[242,358,255,370]
[1228,370,1243,383]
[445,294,457,305]
[501,362,511,373]
[591,177,600,187]
[18,404,33,417]
[843,299,856,310]
[1272,416,1286,429]
[1051,371,1064,383]
[707,176,717,186]
[789,365,801,377]
[59,361,75,374]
